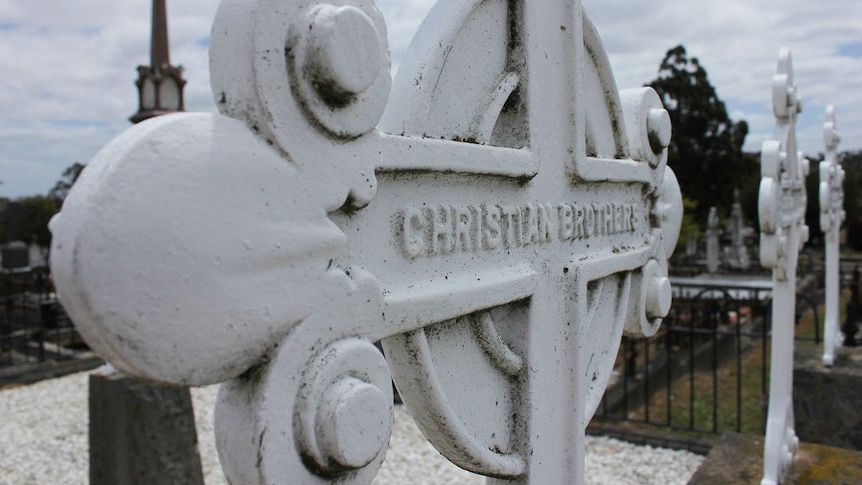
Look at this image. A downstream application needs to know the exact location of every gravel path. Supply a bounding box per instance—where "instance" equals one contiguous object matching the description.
[0,371,703,484]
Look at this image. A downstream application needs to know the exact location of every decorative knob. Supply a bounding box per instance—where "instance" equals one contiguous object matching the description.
[758,176,779,234]
[653,166,683,259]
[307,5,383,105]
[287,2,392,138]
[619,87,671,169]
[317,377,391,469]
[760,233,779,269]
[645,274,672,320]
[647,108,671,154]
[760,140,783,179]
[296,338,393,475]
[626,259,672,337]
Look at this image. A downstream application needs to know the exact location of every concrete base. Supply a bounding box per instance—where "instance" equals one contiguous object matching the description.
[794,341,862,451]
[89,373,204,485]
[688,433,862,485]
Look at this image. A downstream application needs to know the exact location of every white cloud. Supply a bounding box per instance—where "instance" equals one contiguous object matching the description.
[584,0,862,155]
[0,0,859,198]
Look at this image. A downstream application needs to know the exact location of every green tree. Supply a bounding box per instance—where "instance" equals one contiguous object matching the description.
[16,195,60,248]
[839,150,862,219]
[0,198,8,243]
[48,162,86,201]
[0,162,84,262]
[737,151,762,229]
[837,150,862,250]
[648,45,754,225]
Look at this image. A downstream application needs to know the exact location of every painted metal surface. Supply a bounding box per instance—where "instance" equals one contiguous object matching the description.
[759,47,808,485]
[49,0,682,483]
[820,105,845,367]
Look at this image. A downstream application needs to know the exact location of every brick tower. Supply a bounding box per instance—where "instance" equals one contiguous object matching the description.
[129,0,186,124]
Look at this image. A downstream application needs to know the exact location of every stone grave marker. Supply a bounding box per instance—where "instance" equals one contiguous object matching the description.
[49,0,682,483]
[1,203,30,270]
[686,230,698,259]
[89,365,205,485]
[758,47,809,485]
[820,105,845,367]
[729,189,751,270]
[706,206,720,273]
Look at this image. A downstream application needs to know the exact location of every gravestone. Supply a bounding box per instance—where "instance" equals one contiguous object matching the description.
[1,241,29,270]
[729,190,751,270]
[794,341,862,451]
[820,105,845,366]
[1,202,29,270]
[758,47,808,485]
[49,1,682,483]
[2,202,23,242]
[689,433,862,485]
[706,207,720,273]
[686,230,698,259]
[89,366,204,485]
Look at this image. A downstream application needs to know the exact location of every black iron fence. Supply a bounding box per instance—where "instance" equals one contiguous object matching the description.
[593,272,825,436]
[1,267,94,382]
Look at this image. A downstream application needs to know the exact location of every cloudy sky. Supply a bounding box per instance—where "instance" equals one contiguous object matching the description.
[0,0,859,198]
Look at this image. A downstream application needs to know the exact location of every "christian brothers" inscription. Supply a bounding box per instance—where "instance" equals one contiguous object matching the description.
[398,202,642,258]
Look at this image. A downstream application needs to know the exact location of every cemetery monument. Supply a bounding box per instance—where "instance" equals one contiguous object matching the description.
[820,105,845,367]
[706,206,720,273]
[758,47,808,485]
[49,0,683,483]
[728,189,751,270]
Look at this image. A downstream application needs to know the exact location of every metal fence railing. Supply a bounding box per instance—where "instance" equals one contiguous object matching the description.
[593,273,824,436]
[1,267,93,380]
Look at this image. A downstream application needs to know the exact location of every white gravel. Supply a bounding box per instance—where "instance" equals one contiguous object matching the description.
[0,371,703,485]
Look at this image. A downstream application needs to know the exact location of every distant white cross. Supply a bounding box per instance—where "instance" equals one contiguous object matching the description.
[820,105,845,367]
[759,47,808,485]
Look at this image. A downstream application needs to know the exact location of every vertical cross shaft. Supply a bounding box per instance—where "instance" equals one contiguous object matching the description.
[511,2,585,483]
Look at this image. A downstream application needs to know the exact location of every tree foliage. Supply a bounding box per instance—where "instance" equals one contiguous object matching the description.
[648,45,754,225]
[1,162,84,250]
[839,150,862,218]
[837,150,862,251]
[15,195,60,247]
[48,162,86,202]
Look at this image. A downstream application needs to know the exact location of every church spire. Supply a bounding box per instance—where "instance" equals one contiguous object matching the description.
[130,0,186,124]
[150,0,170,68]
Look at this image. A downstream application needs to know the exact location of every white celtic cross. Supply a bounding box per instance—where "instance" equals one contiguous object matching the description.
[820,105,844,367]
[759,47,808,485]
[50,1,682,483]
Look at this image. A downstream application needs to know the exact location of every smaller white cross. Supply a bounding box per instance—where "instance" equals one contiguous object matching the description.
[820,105,845,367]
[759,47,807,485]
